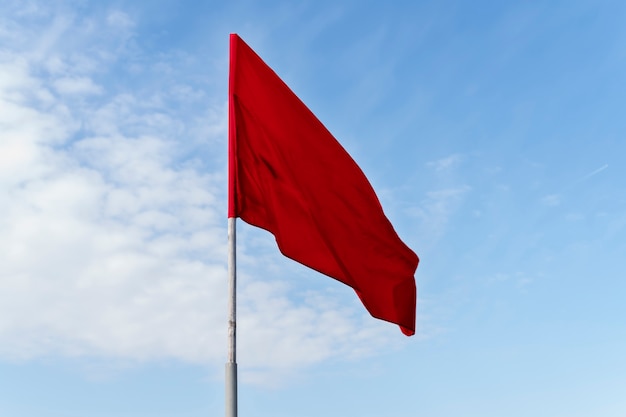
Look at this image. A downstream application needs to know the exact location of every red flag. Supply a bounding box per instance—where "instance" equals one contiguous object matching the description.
[228,34,419,336]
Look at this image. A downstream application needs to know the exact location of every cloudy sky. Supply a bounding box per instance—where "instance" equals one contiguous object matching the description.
[1,0,625,416]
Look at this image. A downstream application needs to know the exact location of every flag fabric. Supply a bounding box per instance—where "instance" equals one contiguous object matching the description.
[228,34,419,336]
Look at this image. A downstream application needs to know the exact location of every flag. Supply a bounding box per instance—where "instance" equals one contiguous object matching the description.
[228,34,419,336]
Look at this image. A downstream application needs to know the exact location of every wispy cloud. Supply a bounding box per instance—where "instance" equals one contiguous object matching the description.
[579,163,609,182]
[541,164,609,206]
[408,185,471,243]
[53,76,103,95]
[486,271,535,293]
[106,10,134,30]
[426,153,463,172]
[541,193,561,207]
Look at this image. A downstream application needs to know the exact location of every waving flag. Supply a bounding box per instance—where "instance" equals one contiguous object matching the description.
[228,34,419,335]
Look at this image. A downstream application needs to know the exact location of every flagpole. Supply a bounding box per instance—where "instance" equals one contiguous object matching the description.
[226,216,237,417]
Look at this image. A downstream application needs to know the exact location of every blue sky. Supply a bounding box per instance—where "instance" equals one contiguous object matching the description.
[1,0,625,416]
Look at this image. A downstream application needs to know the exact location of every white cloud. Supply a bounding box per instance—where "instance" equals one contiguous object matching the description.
[53,76,103,95]
[107,10,134,30]
[579,163,608,182]
[409,186,471,242]
[426,153,463,171]
[565,212,584,221]
[541,194,561,207]
[0,87,225,363]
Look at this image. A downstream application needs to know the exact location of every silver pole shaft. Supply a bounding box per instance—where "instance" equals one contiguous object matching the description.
[226,217,237,417]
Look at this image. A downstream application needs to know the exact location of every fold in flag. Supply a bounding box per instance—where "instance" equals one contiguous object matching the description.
[228,34,419,335]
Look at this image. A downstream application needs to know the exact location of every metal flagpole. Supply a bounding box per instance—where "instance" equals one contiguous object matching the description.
[226,216,237,417]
